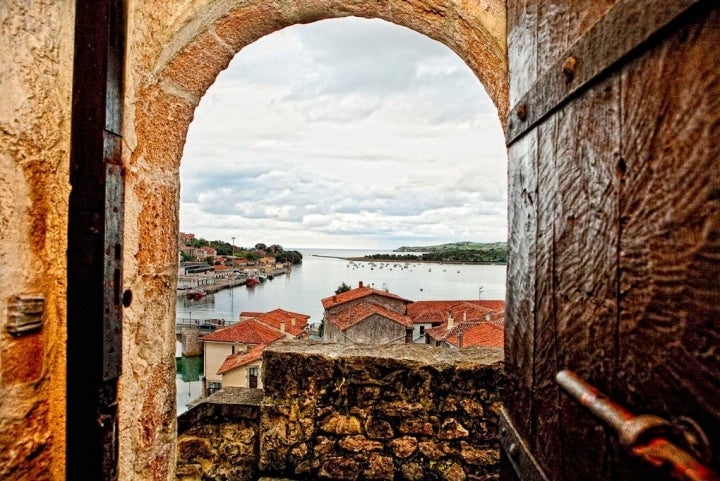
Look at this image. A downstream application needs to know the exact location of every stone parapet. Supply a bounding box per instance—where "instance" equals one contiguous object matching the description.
[176,342,504,480]
[176,388,263,481]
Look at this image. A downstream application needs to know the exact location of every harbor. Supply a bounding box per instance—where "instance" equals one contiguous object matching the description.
[177,266,291,298]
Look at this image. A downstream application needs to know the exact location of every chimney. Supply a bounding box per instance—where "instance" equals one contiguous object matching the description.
[463,311,467,322]
[456,331,463,349]
[359,281,363,288]
[447,312,454,330]
[291,317,296,327]
[280,319,286,334]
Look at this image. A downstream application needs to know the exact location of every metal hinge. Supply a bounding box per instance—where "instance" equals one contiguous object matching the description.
[499,406,551,481]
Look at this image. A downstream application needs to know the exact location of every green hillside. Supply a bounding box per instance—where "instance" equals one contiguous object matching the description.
[352,241,509,264]
[394,241,507,253]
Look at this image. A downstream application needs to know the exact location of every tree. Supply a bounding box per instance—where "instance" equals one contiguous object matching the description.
[267,244,283,254]
[254,243,267,251]
[335,282,351,294]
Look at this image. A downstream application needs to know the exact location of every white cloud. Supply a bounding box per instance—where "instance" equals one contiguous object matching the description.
[180,17,507,249]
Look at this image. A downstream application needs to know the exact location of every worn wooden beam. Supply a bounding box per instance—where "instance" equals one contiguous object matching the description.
[506,0,707,146]
[68,0,126,479]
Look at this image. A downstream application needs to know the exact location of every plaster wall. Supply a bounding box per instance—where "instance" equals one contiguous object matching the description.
[223,361,263,388]
[0,2,74,479]
[204,342,234,384]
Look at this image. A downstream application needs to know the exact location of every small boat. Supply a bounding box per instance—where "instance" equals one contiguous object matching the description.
[245,276,259,287]
[186,288,206,300]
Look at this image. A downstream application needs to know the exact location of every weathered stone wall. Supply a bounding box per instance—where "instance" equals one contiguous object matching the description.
[176,388,264,481]
[0,2,74,479]
[344,315,408,344]
[177,343,503,481]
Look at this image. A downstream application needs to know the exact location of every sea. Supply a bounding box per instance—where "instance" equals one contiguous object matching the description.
[175,247,508,414]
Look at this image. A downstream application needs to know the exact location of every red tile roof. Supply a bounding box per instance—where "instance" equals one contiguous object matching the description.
[406,300,505,325]
[321,286,412,309]
[446,322,504,348]
[200,319,284,345]
[255,309,310,337]
[217,344,266,375]
[328,302,414,331]
[426,307,505,348]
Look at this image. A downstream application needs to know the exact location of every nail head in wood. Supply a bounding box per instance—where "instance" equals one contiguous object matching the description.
[562,56,577,82]
[516,103,527,121]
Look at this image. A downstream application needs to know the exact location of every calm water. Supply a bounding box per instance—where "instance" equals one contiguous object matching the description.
[175,247,507,414]
[176,248,507,325]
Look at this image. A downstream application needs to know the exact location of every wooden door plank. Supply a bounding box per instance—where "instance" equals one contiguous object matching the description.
[567,0,617,47]
[536,0,570,79]
[507,0,538,106]
[531,112,561,479]
[618,4,720,477]
[551,75,620,481]
[505,128,538,442]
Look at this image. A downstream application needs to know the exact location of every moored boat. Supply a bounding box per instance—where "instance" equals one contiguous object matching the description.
[186,288,207,299]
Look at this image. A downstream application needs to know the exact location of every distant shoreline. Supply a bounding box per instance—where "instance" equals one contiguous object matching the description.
[311,254,506,266]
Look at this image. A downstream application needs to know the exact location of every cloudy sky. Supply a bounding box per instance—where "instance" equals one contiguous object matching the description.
[179,17,507,250]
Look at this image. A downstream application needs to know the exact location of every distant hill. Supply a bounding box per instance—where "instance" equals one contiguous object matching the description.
[351,241,508,264]
[394,241,507,253]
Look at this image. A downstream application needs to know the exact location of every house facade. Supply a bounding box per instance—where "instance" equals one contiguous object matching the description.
[323,302,414,344]
[202,309,310,393]
[321,282,415,344]
[216,344,265,389]
[200,319,284,394]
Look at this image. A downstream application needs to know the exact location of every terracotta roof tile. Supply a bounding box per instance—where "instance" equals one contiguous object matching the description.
[446,322,504,348]
[217,344,266,375]
[328,303,414,331]
[200,319,284,345]
[321,286,412,309]
[426,308,505,346]
[255,308,310,337]
[406,300,505,325]
[239,311,265,321]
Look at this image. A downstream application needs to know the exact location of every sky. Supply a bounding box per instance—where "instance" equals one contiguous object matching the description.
[179,17,507,250]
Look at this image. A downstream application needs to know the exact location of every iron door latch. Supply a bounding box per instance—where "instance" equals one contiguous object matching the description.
[556,370,719,481]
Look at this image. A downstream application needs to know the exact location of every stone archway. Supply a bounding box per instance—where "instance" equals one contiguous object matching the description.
[122,1,507,478]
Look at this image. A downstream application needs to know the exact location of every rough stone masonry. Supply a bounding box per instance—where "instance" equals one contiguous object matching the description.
[176,341,504,480]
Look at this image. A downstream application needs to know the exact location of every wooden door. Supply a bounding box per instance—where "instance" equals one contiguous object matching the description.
[503,1,720,480]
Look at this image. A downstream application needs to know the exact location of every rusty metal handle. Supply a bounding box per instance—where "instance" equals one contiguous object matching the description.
[556,370,719,481]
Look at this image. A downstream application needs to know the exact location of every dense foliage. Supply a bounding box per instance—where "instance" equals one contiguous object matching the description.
[275,249,303,265]
[184,238,303,265]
